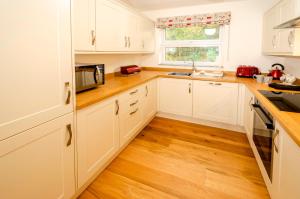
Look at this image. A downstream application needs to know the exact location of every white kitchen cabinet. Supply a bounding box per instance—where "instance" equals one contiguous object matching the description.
[274,123,300,199]
[95,0,127,51]
[141,80,158,123]
[263,4,280,54]
[77,97,120,188]
[244,86,254,138]
[193,81,238,125]
[74,0,155,53]
[0,113,75,199]
[159,78,193,117]
[279,0,300,25]
[119,86,143,148]
[0,0,73,140]
[263,0,300,56]
[73,0,96,51]
[139,18,155,52]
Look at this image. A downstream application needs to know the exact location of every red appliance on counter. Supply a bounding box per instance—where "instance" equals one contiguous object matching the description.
[120,65,141,75]
[268,63,285,80]
[236,65,260,78]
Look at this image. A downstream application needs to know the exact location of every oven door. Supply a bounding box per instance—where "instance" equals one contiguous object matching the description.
[252,104,274,181]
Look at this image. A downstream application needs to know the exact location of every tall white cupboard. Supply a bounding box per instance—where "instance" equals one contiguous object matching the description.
[0,0,75,198]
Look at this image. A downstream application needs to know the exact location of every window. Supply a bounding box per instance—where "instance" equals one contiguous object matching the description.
[160,25,225,66]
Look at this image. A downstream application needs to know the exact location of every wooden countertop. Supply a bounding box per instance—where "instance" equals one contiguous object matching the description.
[76,69,300,147]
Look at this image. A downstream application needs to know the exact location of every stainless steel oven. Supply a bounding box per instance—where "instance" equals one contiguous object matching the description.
[252,99,275,181]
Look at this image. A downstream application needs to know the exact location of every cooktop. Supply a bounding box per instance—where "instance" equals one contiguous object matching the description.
[259,90,300,113]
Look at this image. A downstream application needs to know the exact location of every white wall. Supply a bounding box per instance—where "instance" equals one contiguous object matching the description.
[140,0,285,73]
[75,54,143,74]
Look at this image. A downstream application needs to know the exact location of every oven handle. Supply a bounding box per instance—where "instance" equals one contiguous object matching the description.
[252,104,274,130]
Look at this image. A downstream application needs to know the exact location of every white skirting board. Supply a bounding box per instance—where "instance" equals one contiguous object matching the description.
[156,112,246,133]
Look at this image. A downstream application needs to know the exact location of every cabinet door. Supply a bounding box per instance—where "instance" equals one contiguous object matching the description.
[74,0,96,51]
[124,11,139,51]
[0,0,73,140]
[95,0,126,51]
[141,80,157,123]
[77,97,119,188]
[142,19,155,52]
[279,0,296,24]
[159,78,193,117]
[193,81,238,125]
[119,87,143,148]
[263,5,280,53]
[0,113,75,199]
[244,86,254,138]
[276,124,300,199]
[279,29,295,53]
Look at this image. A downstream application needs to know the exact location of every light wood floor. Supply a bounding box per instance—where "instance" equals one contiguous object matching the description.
[79,117,270,199]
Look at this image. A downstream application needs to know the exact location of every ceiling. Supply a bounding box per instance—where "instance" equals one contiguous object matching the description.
[124,0,245,11]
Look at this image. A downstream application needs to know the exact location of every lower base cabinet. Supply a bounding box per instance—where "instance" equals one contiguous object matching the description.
[141,79,157,123]
[159,78,193,117]
[77,97,120,188]
[193,81,239,125]
[76,80,157,189]
[244,86,254,138]
[272,123,300,199]
[119,87,143,148]
[0,113,75,199]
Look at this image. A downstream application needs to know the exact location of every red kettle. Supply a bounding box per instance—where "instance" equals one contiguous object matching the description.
[269,63,284,80]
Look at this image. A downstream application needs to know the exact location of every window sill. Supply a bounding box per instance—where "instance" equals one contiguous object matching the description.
[159,63,223,69]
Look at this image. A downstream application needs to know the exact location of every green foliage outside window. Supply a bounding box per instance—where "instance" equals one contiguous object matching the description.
[164,26,220,63]
[165,26,220,41]
[165,47,219,62]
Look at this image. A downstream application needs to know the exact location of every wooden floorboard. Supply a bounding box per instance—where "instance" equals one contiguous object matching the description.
[78,117,270,199]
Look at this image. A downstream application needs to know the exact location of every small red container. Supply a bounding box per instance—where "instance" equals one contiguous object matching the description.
[120,65,141,75]
[236,65,260,78]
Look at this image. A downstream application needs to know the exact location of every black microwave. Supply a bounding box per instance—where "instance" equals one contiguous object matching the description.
[75,64,105,93]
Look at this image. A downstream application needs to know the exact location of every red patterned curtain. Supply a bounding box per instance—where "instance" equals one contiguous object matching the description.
[156,12,231,29]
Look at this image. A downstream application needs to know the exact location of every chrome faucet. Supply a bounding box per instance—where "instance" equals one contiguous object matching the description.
[191,58,197,73]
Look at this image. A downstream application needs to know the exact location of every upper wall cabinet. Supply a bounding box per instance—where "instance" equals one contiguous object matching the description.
[74,0,155,54]
[262,0,300,56]
[279,0,300,25]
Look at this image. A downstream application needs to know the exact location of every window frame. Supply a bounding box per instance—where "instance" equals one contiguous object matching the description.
[159,25,228,67]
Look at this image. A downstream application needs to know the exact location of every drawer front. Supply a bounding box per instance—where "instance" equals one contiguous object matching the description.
[119,85,143,147]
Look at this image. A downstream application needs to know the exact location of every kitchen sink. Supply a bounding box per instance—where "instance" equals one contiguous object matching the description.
[168,72,192,76]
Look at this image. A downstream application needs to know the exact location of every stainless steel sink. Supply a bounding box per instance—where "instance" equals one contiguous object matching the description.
[168,72,192,76]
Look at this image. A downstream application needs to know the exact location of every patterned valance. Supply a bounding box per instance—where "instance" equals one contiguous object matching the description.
[156,12,231,29]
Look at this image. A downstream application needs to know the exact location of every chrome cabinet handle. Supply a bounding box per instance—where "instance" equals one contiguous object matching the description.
[288,30,295,47]
[130,100,138,107]
[65,82,71,105]
[128,37,131,48]
[130,89,138,95]
[249,97,253,111]
[130,108,138,115]
[273,129,279,153]
[91,30,96,46]
[188,83,192,94]
[66,124,72,147]
[124,36,128,48]
[272,35,276,48]
[209,82,222,86]
[145,86,148,97]
[115,100,119,115]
